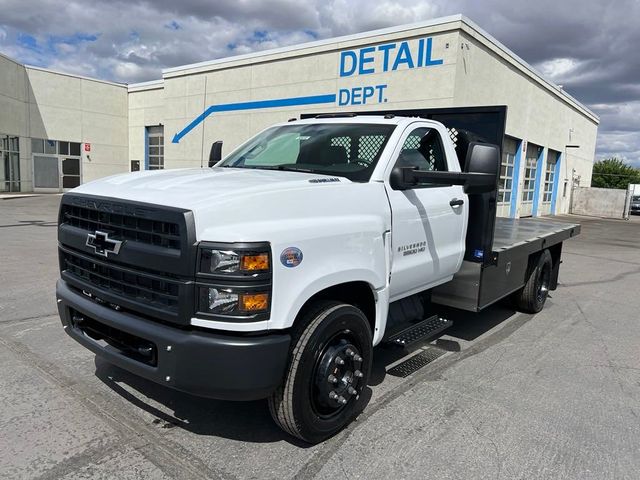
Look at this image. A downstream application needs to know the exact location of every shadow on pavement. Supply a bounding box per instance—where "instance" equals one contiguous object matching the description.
[94,356,312,446]
[93,300,519,445]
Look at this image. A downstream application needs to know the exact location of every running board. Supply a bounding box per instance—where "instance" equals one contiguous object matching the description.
[385,315,453,347]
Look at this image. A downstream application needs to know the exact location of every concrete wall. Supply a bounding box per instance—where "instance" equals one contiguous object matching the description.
[25,67,129,185]
[0,54,29,192]
[0,54,28,137]
[0,53,128,191]
[571,187,627,218]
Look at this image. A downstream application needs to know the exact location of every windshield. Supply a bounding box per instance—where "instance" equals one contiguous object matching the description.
[633,195,640,202]
[218,123,396,182]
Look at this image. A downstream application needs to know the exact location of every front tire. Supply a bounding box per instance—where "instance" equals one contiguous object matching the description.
[513,249,553,313]
[268,301,373,444]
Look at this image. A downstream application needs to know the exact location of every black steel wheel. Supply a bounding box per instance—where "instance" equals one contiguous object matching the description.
[268,301,373,443]
[513,249,553,313]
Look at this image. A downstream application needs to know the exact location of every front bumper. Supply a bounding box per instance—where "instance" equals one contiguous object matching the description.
[56,279,291,401]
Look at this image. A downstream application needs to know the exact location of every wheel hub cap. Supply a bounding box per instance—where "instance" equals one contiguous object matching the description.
[314,338,364,413]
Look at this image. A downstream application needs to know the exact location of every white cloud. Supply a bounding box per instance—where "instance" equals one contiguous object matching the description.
[536,58,580,80]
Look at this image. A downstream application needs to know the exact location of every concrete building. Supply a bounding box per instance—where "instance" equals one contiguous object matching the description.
[1,15,599,218]
[0,53,129,193]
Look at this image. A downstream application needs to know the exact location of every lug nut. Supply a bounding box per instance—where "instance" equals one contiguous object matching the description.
[338,396,348,405]
[346,348,355,357]
[327,374,338,384]
[354,370,363,378]
[347,386,357,396]
[329,391,338,400]
[335,356,345,365]
[353,354,363,362]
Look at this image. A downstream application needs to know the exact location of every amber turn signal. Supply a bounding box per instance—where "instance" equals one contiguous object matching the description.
[240,253,269,271]
[239,293,269,312]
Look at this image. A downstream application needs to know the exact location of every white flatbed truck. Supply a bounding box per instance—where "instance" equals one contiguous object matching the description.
[56,106,579,443]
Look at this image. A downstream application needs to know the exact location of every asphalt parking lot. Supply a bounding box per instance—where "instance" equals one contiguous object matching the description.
[1,194,639,479]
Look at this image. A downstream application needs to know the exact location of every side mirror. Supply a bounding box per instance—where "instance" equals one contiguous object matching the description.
[463,142,499,194]
[390,166,414,190]
[208,141,223,167]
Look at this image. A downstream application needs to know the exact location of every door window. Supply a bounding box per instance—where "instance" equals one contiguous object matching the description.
[498,136,518,204]
[394,127,447,187]
[62,158,81,188]
[147,126,164,170]
[522,143,541,203]
[543,150,559,203]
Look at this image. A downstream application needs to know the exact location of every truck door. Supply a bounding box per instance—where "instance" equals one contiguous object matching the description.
[385,124,467,300]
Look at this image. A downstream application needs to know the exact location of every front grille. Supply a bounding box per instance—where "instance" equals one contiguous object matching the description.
[61,204,181,249]
[62,250,180,314]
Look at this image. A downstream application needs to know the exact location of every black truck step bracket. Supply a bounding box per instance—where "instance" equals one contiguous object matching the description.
[385,315,453,348]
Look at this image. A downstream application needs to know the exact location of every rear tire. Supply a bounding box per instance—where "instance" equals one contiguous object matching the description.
[513,249,553,313]
[268,301,373,444]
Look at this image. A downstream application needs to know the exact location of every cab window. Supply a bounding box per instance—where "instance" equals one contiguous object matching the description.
[394,127,448,186]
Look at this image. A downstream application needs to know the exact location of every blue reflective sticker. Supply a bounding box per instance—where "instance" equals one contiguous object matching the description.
[474,249,484,259]
[280,247,303,268]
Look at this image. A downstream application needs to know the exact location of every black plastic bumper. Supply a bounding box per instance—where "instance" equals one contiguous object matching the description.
[56,279,291,401]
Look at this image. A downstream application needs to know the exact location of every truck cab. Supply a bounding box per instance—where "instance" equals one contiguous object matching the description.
[56,108,579,443]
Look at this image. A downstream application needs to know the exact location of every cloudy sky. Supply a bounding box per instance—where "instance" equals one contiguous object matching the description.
[0,0,637,164]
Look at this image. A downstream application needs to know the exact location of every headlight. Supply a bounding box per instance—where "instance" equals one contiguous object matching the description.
[199,287,270,316]
[196,242,272,322]
[200,246,270,275]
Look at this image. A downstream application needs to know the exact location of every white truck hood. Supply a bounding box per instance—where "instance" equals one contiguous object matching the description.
[72,167,338,209]
[70,167,390,242]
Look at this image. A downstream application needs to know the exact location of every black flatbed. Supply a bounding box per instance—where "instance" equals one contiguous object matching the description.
[433,216,580,312]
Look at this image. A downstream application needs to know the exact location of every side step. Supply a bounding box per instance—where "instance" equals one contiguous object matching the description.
[385,315,453,347]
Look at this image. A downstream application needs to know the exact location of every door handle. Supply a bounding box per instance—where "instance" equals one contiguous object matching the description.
[450,198,464,207]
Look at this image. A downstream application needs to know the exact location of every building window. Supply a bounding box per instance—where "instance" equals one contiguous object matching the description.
[498,137,518,204]
[543,150,559,203]
[522,143,541,203]
[31,138,82,190]
[1,134,20,192]
[147,126,164,170]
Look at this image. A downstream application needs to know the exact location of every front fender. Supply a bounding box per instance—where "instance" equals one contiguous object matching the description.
[268,234,387,333]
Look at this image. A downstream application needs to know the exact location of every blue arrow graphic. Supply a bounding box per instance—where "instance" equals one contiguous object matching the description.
[171,93,337,143]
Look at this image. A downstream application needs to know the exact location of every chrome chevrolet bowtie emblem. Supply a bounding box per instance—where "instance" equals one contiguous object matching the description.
[86,231,123,257]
